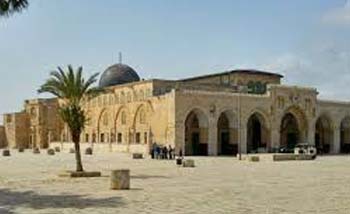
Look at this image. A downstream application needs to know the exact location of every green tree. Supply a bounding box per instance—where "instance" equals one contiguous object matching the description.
[38,65,101,172]
[0,0,28,16]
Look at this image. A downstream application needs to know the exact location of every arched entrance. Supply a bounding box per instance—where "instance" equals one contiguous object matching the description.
[315,116,333,154]
[217,110,238,155]
[184,109,209,156]
[340,117,350,153]
[247,112,268,153]
[280,113,299,149]
[280,107,307,151]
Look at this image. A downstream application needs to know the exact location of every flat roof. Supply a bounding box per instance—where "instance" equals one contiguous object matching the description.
[179,69,284,82]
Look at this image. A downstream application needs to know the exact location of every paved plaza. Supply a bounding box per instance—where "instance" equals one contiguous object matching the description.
[0,151,350,214]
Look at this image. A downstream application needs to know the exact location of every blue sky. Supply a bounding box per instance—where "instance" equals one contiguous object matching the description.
[1,0,350,123]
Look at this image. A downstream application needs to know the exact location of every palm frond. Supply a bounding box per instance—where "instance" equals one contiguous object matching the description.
[0,0,28,17]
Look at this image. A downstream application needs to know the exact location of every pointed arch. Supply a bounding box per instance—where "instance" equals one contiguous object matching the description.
[184,108,209,156]
[132,104,152,144]
[97,108,112,143]
[246,111,270,153]
[340,116,350,153]
[279,105,308,150]
[315,113,333,154]
[114,106,129,144]
[217,109,238,155]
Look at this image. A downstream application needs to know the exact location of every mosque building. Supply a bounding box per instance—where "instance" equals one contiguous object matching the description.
[1,61,350,156]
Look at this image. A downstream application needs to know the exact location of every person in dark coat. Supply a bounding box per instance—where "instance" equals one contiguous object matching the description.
[163,146,168,159]
[151,142,157,159]
[168,145,173,159]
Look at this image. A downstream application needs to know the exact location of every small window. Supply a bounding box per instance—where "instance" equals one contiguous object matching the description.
[144,132,148,144]
[247,81,255,93]
[136,132,141,144]
[100,133,105,143]
[85,134,89,143]
[117,133,122,143]
[6,115,12,123]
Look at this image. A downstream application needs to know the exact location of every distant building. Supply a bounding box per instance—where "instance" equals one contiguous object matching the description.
[1,62,350,155]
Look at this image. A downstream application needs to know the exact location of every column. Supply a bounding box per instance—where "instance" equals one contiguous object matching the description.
[270,128,280,152]
[308,122,315,146]
[174,122,185,155]
[239,127,247,154]
[207,119,218,156]
[332,126,340,154]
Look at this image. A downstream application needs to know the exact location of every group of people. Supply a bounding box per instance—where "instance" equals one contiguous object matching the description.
[151,143,175,160]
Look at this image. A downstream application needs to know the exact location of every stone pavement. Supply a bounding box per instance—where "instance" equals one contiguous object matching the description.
[0,150,350,214]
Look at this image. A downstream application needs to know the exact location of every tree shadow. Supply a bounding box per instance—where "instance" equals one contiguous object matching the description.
[0,188,125,211]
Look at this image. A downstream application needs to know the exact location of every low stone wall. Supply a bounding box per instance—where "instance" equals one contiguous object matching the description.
[241,153,316,162]
[273,154,315,161]
[50,142,149,155]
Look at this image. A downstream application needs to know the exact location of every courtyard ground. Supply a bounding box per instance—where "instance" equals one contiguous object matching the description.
[0,150,350,214]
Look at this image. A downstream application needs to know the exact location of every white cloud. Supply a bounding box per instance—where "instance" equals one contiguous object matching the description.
[323,0,350,25]
[261,45,350,101]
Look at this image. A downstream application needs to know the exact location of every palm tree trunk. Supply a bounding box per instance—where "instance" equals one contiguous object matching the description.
[72,132,84,172]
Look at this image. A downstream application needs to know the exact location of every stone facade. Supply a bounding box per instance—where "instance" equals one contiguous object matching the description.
[0,125,6,147]
[1,98,62,149]
[2,66,350,155]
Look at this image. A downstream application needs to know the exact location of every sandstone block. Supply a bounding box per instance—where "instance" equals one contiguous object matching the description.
[182,159,195,167]
[2,149,10,156]
[85,147,93,155]
[47,149,55,155]
[33,148,40,154]
[110,169,130,190]
[248,156,260,162]
[132,153,143,159]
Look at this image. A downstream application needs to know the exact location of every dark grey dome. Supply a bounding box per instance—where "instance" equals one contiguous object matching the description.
[99,63,140,87]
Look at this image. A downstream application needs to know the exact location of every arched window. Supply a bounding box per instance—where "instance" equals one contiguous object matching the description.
[120,92,125,103]
[98,96,102,107]
[255,81,264,94]
[121,111,127,125]
[139,90,144,101]
[114,93,119,104]
[247,81,255,93]
[127,92,132,102]
[102,112,108,126]
[139,109,146,124]
[109,94,114,105]
[103,95,107,106]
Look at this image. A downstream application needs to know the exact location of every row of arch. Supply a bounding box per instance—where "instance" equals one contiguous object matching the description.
[85,88,152,108]
[84,103,152,145]
[184,107,350,155]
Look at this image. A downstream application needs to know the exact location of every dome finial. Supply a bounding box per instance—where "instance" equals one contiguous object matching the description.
[118,52,122,64]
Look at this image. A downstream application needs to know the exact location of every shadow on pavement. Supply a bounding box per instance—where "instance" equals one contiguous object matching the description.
[0,188,125,211]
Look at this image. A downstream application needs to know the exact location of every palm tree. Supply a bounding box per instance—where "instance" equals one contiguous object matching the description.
[38,65,101,172]
[0,0,29,16]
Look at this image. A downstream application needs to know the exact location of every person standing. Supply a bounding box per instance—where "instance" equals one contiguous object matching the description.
[163,146,168,159]
[168,145,173,159]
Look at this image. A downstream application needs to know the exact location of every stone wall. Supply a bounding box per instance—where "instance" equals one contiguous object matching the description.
[3,112,29,148]
[81,80,176,153]
[0,125,6,148]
